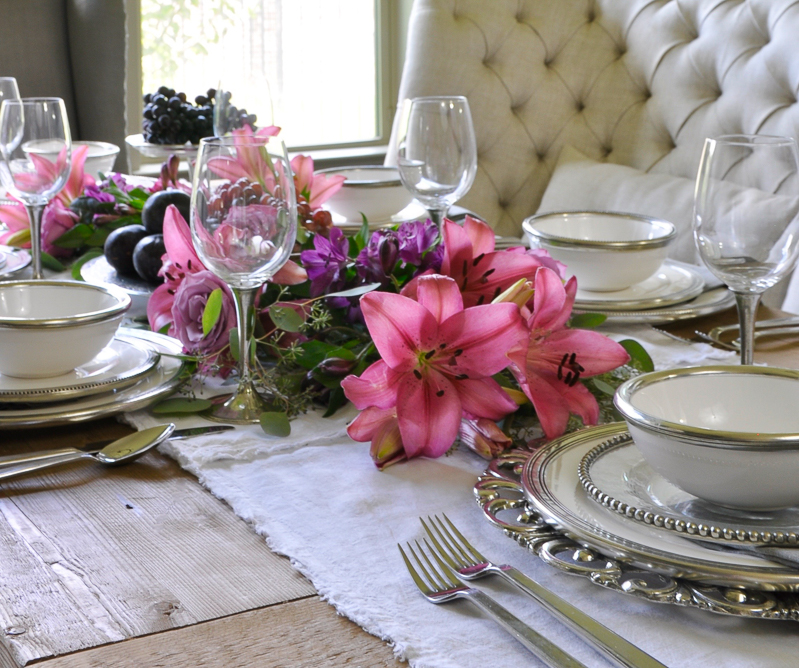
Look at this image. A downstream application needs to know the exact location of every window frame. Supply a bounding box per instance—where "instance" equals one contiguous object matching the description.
[124,0,410,170]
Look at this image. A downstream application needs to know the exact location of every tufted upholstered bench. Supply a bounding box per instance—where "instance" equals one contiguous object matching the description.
[390,0,799,307]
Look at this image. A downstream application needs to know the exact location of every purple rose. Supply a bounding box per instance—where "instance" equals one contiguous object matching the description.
[396,220,440,267]
[356,229,398,285]
[300,226,350,296]
[171,270,237,356]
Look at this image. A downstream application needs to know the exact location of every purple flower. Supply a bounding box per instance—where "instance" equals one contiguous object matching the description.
[396,220,440,267]
[171,270,237,356]
[83,184,116,204]
[300,226,350,296]
[356,229,399,285]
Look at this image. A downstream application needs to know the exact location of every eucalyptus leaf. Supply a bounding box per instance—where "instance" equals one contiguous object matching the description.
[259,411,291,437]
[620,339,655,373]
[70,249,103,279]
[202,288,223,337]
[52,223,92,249]
[592,378,617,396]
[151,398,213,414]
[40,252,65,272]
[294,340,339,369]
[229,328,240,362]
[269,305,304,332]
[570,312,607,329]
[325,283,381,299]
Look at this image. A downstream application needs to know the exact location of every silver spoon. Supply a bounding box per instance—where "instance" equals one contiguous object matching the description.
[0,423,175,481]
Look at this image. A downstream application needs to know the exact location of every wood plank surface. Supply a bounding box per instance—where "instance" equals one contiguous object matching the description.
[32,597,403,668]
[0,424,315,666]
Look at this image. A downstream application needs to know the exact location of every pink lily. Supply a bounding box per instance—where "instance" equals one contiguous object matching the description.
[205,126,281,187]
[402,217,548,308]
[459,416,512,459]
[346,406,406,470]
[291,154,345,209]
[508,267,630,439]
[342,274,527,459]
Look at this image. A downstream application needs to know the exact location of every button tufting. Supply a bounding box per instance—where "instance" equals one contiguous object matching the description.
[544,57,554,67]
[536,151,547,161]
[602,146,612,157]
[576,100,585,112]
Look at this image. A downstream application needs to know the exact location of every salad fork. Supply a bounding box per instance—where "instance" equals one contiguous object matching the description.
[422,515,665,668]
[399,540,587,668]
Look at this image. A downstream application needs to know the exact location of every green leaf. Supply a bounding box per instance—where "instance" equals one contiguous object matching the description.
[40,252,65,272]
[323,387,348,417]
[269,304,304,332]
[202,288,223,337]
[619,339,655,373]
[592,378,617,396]
[229,328,240,362]
[353,213,370,252]
[70,249,104,280]
[151,398,213,414]
[52,223,93,249]
[570,312,607,329]
[294,340,339,369]
[325,282,381,299]
[295,224,309,244]
[259,411,291,437]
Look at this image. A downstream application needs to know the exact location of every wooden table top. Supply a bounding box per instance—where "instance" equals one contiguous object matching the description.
[1,304,796,668]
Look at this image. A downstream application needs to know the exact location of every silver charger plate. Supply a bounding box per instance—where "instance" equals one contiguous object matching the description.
[579,431,799,546]
[0,327,185,428]
[81,255,155,318]
[574,260,704,311]
[0,332,159,404]
[574,286,735,324]
[0,245,32,280]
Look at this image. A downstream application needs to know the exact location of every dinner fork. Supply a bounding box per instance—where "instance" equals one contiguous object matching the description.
[399,540,587,668]
[422,515,666,668]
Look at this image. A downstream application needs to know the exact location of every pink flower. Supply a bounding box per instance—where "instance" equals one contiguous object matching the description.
[342,274,527,461]
[508,267,630,439]
[41,201,78,257]
[171,270,237,357]
[291,154,346,209]
[402,217,549,308]
[346,406,405,470]
[205,126,282,187]
[459,416,512,459]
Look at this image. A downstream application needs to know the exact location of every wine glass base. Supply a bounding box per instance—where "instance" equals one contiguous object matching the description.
[204,383,281,424]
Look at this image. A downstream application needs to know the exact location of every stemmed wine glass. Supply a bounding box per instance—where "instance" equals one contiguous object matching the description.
[0,77,20,108]
[393,95,477,229]
[693,134,799,364]
[190,135,297,423]
[0,97,72,279]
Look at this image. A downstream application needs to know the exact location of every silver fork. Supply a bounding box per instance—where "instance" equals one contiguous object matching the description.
[399,540,587,668]
[422,515,666,668]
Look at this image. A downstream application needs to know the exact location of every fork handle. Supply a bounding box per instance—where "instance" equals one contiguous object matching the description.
[462,588,587,668]
[498,565,665,668]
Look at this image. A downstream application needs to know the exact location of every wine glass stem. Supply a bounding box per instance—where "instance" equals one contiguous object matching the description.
[231,285,258,386]
[733,291,761,365]
[26,203,45,279]
[428,206,449,230]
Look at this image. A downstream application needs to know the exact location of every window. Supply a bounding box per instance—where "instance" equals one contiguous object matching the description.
[127,0,410,158]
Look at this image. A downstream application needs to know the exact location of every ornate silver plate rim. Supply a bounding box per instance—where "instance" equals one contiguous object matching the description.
[475,433,799,621]
[574,287,734,324]
[0,327,184,428]
[573,261,704,311]
[579,431,799,546]
[0,332,160,403]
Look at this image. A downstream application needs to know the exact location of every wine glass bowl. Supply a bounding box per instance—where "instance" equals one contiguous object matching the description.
[693,134,799,363]
[0,97,72,279]
[394,95,477,228]
[191,135,297,423]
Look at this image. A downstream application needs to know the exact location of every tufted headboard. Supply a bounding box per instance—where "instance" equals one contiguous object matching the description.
[391,0,799,238]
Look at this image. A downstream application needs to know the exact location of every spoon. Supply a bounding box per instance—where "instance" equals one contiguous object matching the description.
[0,423,175,482]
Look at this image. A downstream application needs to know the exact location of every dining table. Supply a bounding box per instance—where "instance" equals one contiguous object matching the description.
[0,297,798,668]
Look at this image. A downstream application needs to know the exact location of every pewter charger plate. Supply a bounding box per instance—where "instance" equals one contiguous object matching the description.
[579,431,799,546]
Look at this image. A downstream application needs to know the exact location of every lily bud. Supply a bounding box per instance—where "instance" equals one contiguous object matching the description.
[369,418,406,470]
[317,356,357,377]
[4,228,31,246]
[377,233,399,275]
[459,418,512,459]
[492,278,534,307]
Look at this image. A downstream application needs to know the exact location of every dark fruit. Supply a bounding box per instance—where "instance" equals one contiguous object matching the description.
[132,235,166,284]
[104,225,149,277]
[141,189,191,234]
[141,86,216,145]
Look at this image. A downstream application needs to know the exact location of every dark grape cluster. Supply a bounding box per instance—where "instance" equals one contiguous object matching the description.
[141,86,216,145]
[215,90,258,135]
[206,177,279,226]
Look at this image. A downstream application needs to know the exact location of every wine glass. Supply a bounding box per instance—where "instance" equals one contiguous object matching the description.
[0,77,20,107]
[393,95,477,229]
[693,134,799,364]
[0,97,72,279]
[190,135,297,423]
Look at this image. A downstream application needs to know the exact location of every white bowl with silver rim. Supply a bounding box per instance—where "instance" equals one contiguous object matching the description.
[317,165,415,222]
[23,139,120,180]
[614,365,799,510]
[0,280,130,378]
[523,211,676,291]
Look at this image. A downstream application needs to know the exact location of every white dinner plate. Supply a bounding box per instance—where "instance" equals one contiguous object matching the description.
[523,422,799,590]
[330,200,427,231]
[574,260,704,311]
[0,328,185,428]
[0,332,159,403]
[0,245,31,280]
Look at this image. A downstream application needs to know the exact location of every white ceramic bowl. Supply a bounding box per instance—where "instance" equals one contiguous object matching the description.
[614,366,799,510]
[522,211,676,291]
[0,280,130,378]
[317,166,415,222]
[24,139,120,180]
